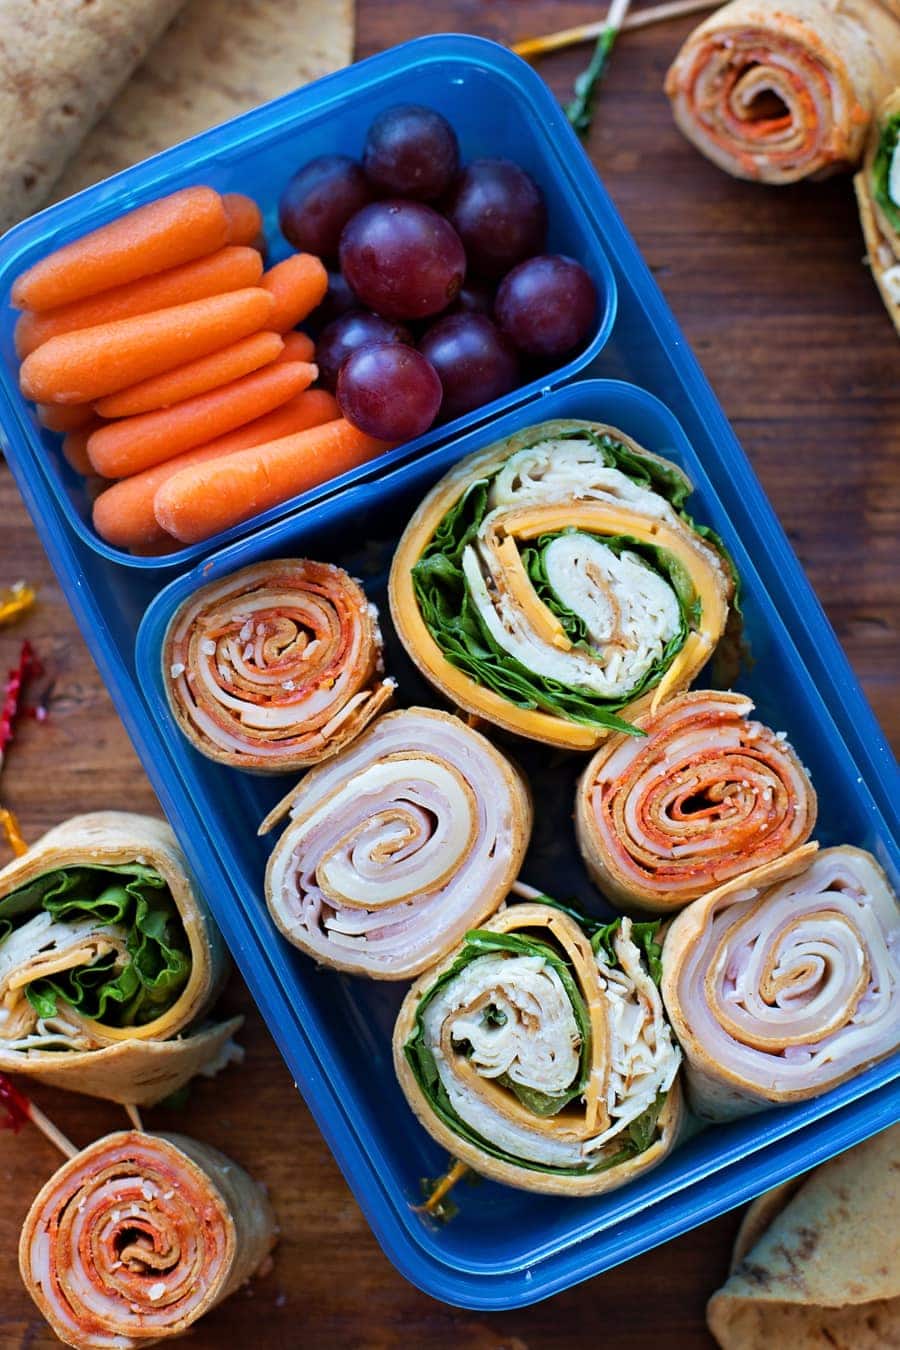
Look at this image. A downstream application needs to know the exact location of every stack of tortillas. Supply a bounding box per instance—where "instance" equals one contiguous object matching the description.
[707,1125,899,1348]
[0,0,354,233]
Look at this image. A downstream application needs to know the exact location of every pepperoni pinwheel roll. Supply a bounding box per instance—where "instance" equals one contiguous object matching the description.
[394,901,683,1196]
[19,1130,275,1349]
[576,691,817,913]
[263,707,532,979]
[0,812,238,1105]
[666,0,900,184]
[390,420,735,752]
[163,559,395,773]
[661,844,900,1119]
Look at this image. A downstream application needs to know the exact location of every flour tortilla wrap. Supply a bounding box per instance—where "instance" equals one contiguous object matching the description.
[576,691,816,913]
[19,1130,276,1349]
[855,87,900,334]
[707,1125,900,1348]
[394,901,683,1196]
[666,0,900,184]
[390,420,734,752]
[263,707,532,979]
[163,559,394,774]
[0,812,240,1105]
[661,844,900,1119]
[0,0,185,231]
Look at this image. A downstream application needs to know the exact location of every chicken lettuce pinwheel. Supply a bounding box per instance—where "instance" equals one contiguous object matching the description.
[0,812,239,1105]
[263,707,532,979]
[856,88,900,335]
[394,900,683,1195]
[164,559,394,773]
[661,844,900,1119]
[576,691,817,913]
[666,0,900,184]
[19,1130,275,1350]
[390,420,735,750]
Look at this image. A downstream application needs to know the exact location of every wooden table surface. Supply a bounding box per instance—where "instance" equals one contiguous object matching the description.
[1,2,897,1347]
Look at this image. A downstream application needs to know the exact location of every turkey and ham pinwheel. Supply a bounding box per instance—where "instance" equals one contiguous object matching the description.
[661,844,900,1120]
[0,812,239,1106]
[576,691,817,913]
[856,88,900,335]
[163,559,394,773]
[19,1130,275,1350]
[666,0,900,183]
[263,707,532,979]
[395,901,682,1196]
[390,420,734,751]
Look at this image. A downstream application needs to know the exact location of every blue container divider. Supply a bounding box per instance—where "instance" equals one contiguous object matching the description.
[0,34,895,1310]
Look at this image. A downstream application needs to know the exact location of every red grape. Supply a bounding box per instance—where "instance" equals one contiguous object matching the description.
[337,342,442,441]
[316,310,413,391]
[495,255,597,357]
[445,159,546,279]
[419,313,519,421]
[339,201,466,321]
[278,155,372,261]
[363,104,459,201]
[449,279,495,317]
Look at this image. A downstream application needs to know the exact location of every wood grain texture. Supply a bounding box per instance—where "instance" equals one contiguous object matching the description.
[0,2,897,1347]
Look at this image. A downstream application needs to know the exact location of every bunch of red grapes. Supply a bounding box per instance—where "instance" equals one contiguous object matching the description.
[278,104,598,442]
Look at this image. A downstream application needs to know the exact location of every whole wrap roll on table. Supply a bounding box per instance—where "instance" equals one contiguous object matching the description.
[19,1130,275,1349]
[666,0,900,183]
[661,843,900,1119]
[394,900,683,1196]
[0,812,239,1105]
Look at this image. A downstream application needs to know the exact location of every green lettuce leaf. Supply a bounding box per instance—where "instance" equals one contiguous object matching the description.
[872,112,900,234]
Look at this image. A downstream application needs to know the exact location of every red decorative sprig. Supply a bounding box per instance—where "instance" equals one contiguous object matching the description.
[0,640,42,771]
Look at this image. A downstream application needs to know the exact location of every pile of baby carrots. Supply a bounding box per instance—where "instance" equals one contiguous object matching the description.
[12,186,389,554]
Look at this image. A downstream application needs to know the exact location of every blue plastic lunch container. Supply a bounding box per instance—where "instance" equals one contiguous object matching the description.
[0,34,896,1311]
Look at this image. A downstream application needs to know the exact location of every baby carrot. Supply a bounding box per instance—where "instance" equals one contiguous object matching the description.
[12,187,231,312]
[276,330,316,364]
[92,388,340,552]
[261,254,329,332]
[87,360,317,477]
[95,331,284,418]
[37,402,95,432]
[154,418,389,544]
[62,424,102,476]
[14,245,263,358]
[223,194,263,247]
[20,287,275,405]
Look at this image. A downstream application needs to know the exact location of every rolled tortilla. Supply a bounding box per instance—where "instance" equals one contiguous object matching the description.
[390,420,734,751]
[163,559,395,773]
[0,0,185,232]
[855,88,900,334]
[576,690,816,913]
[0,812,240,1105]
[263,707,532,979]
[661,844,900,1119]
[707,1125,899,1348]
[394,901,682,1196]
[19,1129,276,1349]
[666,0,900,184]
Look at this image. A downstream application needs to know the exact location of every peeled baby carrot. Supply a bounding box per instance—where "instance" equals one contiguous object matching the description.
[276,330,315,364]
[87,359,316,477]
[223,193,263,247]
[20,287,275,405]
[92,388,340,552]
[37,402,95,432]
[12,187,231,312]
[154,418,389,544]
[62,424,102,476]
[261,254,329,332]
[95,331,284,418]
[14,246,263,358]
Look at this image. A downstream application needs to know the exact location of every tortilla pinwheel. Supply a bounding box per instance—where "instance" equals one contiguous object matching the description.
[390,419,734,751]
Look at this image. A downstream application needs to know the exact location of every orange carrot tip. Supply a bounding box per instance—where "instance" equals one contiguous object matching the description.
[12,186,230,312]
[14,245,263,359]
[223,193,263,247]
[94,331,284,418]
[261,254,329,333]
[36,402,96,433]
[277,330,316,364]
[62,424,104,477]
